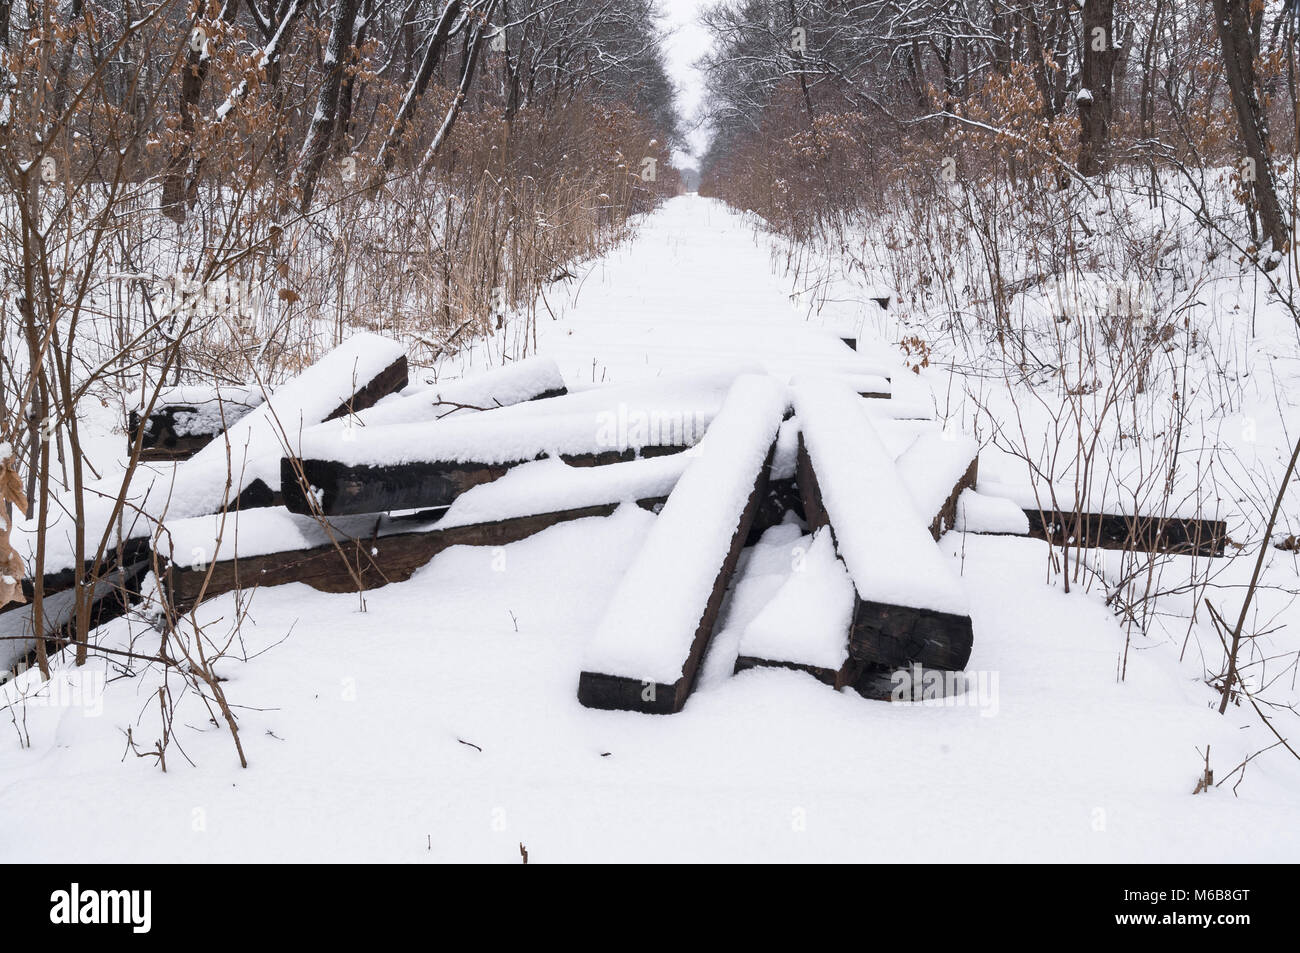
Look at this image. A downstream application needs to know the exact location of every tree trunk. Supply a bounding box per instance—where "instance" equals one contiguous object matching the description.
[1212,0,1290,265]
[1077,0,1117,176]
[375,0,462,174]
[291,0,360,211]
[160,43,208,221]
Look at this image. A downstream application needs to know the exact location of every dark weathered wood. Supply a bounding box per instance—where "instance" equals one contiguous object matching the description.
[282,444,690,516]
[734,653,861,690]
[561,444,684,467]
[926,457,979,540]
[848,599,973,670]
[797,435,974,673]
[129,408,228,461]
[129,357,408,463]
[282,457,514,515]
[744,657,945,701]
[8,535,154,609]
[129,398,263,461]
[1021,507,1226,557]
[164,498,666,611]
[795,436,829,532]
[746,474,804,545]
[577,444,776,714]
[851,664,915,701]
[322,354,409,421]
[2,559,151,675]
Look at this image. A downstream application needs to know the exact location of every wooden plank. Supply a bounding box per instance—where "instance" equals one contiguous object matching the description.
[163,499,667,612]
[129,408,236,461]
[1021,508,1226,557]
[280,370,748,516]
[847,597,973,671]
[128,386,265,461]
[7,535,153,609]
[928,457,978,539]
[2,559,151,676]
[733,654,859,689]
[578,442,776,714]
[282,443,690,516]
[893,433,980,540]
[796,428,974,673]
[321,354,409,421]
[127,354,406,463]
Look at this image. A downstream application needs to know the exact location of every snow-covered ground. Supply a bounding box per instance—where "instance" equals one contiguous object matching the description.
[3,195,1297,863]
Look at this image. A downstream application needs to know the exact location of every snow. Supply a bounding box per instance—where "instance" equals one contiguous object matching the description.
[529,198,895,383]
[954,488,1031,535]
[582,374,787,684]
[894,430,980,526]
[12,332,406,576]
[135,383,265,413]
[437,453,692,529]
[737,527,855,670]
[975,477,1207,521]
[160,452,696,568]
[6,194,1299,863]
[347,356,566,428]
[790,371,890,396]
[136,384,265,437]
[793,379,969,616]
[294,374,740,467]
[771,416,801,480]
[160,508,404,569]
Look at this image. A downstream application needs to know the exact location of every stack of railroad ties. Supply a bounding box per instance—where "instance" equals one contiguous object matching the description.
[4,331,1227,712]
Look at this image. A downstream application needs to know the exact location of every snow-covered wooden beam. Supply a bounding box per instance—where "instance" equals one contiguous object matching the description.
[791,371,890,400]
[1,558,151,676]
[894,431,980,540]
[737,427,980,697]
[161,454,693,609]
[956,487,1227,557]
[578,375,787,714]
[733,526,861,688]
[126,336,407,466]
[162,330,409,512]
[281,436,691,517]
[7,333,409,624]
[1021,508,1227,556]
[163,505,652,611]
[128,385,265,461]
[280,373,741,516]
[794,381,974,674]
[345,356,568,428]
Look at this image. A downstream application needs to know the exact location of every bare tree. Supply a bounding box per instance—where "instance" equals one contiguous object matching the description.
[1212,0,1290,265]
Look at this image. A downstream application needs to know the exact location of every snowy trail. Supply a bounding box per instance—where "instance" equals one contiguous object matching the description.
[532,196,899,384]
[2,196,1298,863]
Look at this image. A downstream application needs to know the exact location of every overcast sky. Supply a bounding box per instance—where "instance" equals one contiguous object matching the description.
[659,0,714,166]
